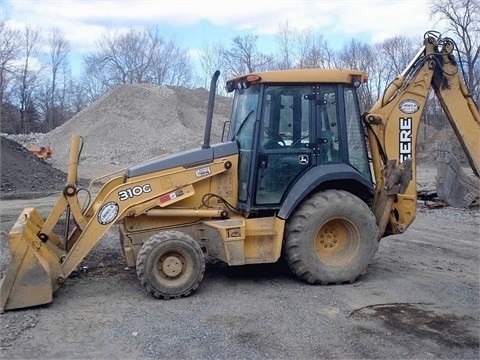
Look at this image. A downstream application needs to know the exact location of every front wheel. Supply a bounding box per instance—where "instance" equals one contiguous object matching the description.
[284,189,379,284]
[136,231,205,299]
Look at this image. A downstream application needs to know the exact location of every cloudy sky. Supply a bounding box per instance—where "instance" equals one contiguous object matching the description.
[3,0,446,75]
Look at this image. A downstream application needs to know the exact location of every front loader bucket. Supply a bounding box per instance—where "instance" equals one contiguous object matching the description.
[0,208,61,312]
[436,141,480,208]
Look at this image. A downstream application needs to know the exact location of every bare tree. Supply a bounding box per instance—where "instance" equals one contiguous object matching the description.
[296,30,334,69]
[430,0,480,102]
[1,23,78,133]
[380,36,418,79]
[198,40,226,91]
[336,39,377,110]
[13,24,44,133]
[164,48,192,87]
[0,21,21,132]
[222,35,274,77]
[274,21,296,70]
[45,27,70,130]
[148,35,192,87]
[68,78,89,113]
[86,27,157,86]
[82,27,192,99]
[80,58,112,103]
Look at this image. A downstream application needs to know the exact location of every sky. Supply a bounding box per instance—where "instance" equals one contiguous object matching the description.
[2,0,447,77]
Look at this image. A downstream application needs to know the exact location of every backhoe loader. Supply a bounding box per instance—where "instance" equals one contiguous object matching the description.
[1,30,479,312]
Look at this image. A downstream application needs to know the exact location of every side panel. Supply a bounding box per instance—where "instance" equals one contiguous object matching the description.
[203,216,285,265]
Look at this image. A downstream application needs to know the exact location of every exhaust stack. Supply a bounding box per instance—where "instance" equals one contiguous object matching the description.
[202,70,221,149]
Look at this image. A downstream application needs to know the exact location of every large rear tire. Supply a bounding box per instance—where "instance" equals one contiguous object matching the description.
[136,231,205,299]
[284,189,379,284]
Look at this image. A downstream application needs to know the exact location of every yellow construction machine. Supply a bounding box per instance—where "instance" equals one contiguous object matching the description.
[1,30,479,312]
[27,145,53,159]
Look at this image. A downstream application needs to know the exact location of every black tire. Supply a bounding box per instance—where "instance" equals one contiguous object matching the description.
[284,189,379,284]
[136,231,205,299]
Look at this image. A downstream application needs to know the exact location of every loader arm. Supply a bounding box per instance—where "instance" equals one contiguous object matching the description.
[60,159,229,277]
[0,134,233,312]
[364,32,480,237]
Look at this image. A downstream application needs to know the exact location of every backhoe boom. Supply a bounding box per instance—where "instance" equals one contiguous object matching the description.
[364,32,480,236]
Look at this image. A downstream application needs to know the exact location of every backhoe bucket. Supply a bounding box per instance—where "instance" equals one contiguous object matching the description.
[0,208,60,312]
[436,141,480,208]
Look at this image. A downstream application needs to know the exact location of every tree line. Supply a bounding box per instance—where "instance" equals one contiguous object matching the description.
[0,0,478,135]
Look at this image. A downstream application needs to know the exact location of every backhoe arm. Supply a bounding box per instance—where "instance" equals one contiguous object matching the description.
[431,39,480,177]
[364,32,480,237]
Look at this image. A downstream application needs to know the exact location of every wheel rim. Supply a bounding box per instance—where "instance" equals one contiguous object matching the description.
[314,218,360,266]
[156,251,188,280]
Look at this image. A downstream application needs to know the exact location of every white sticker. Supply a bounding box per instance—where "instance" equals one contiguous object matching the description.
[399,99,420,114]
[195,167,211,178]
[98,202,119,225]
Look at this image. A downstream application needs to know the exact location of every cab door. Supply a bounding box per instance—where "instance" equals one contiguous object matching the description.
[254,85,315,206]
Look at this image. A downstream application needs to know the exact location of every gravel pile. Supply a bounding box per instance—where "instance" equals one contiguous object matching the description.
[4,84,232,177]
[417,123,467,165]
[0,136,68,198]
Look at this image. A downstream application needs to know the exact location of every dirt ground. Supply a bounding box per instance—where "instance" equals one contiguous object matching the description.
[0,163,479,359]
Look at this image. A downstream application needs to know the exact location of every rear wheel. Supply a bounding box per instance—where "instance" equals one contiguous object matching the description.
[136,231,205,299]
[284,189,379,284]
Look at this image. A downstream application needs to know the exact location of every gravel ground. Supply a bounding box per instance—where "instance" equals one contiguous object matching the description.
[0,191,478,359]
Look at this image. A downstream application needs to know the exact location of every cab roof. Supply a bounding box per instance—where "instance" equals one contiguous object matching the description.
[226,69,367,89]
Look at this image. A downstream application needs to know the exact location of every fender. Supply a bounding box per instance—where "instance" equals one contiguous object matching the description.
[278,163,373,219]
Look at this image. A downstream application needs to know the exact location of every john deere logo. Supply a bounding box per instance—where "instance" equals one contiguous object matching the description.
[299,155,309,165]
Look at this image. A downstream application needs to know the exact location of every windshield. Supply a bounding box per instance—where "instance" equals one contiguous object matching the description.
[229,85,260,150]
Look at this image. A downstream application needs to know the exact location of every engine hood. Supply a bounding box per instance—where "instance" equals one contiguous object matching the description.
[125,141,238,178]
